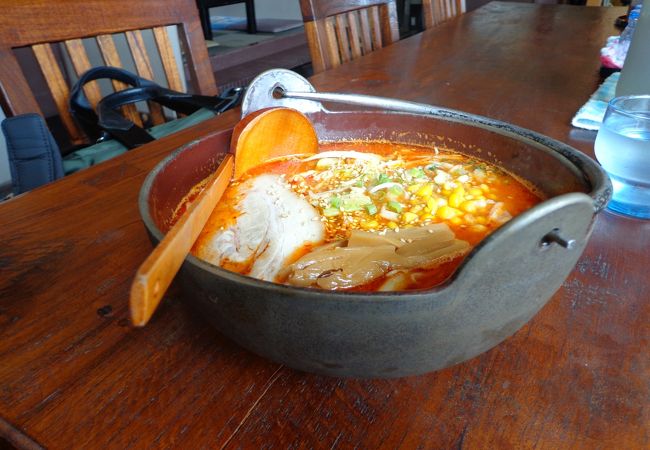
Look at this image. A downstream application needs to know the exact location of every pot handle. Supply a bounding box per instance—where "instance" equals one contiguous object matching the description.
[440,192,597,341]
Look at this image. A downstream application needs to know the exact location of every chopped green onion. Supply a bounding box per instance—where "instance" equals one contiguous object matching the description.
[340,194,372,212]
[388,185,403,196]
[329,196,341,208]
[377,174,391,184]
[365,203,378,215]
[387,200,403,213]
[407,168,426,178]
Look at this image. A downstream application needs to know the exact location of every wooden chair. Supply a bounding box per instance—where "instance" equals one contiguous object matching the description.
[299,0,400,74]
[422,0,464,29]
[0,0,216,147]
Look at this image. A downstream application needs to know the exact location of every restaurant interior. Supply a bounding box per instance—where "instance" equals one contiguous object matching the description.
[0,0,647,448]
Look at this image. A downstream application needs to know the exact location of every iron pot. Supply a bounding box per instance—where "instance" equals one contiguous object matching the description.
[138,70,610,378]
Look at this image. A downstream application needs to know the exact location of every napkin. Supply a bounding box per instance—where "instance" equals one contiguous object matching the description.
[571,72,619,131]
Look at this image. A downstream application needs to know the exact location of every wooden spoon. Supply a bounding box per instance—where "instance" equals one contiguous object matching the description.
[230,107,318,179]
[130,107,318,326]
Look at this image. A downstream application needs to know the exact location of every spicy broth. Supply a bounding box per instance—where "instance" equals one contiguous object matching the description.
[182,141,543,291]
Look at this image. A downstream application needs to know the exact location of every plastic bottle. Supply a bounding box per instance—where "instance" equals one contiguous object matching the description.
[617,5,641,61]
[628,0,643,16]
[616,0,650,96]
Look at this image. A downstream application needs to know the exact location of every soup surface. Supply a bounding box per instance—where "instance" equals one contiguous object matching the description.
[180,141,543,291]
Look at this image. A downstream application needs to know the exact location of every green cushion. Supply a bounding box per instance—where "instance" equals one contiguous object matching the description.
[62,108,216,175]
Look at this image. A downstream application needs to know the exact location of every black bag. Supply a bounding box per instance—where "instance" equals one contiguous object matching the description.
[1,67,243,194]
[71,66,243,147]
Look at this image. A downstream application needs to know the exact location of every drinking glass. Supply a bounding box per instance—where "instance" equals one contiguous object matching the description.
[595,95,650,219]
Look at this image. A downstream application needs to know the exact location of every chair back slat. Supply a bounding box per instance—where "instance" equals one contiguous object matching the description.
[300,0,398,74]
[96,34,144,127]
[347,12,362,59]
[358,9,373,54]
[368,6,383,50]
[64,39,103,109]
[125,30,166,125]
[335,15,352,64]
[32,43,85,144]
[323,19,341,70]
[437,0,445,23]
[303,22,323,73]
[152,27,185,93]
[0,49,41,116]
[423,0,464,29]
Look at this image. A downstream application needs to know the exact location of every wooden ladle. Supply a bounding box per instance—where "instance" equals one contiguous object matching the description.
[130,107,318,326]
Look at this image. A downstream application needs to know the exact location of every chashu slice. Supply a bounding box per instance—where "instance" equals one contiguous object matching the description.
[196,174,325,281]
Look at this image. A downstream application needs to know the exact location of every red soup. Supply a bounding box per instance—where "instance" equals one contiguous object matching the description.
[178,141,543,291]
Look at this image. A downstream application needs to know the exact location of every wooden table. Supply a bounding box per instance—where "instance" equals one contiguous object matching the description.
[1,3,647,448]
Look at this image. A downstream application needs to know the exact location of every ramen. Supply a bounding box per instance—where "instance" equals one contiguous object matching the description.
[180,141,543,291]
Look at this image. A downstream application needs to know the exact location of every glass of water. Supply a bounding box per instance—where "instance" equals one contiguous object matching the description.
[595,95,650,219]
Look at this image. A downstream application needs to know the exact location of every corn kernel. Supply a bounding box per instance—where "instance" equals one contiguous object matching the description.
[469,188,483,197]
[437,205,460,220]
[445,181,458,191]
[460,200,478,213]
[437,198,448,207]
[361,220,379,229]
[450,216,462,225]
[476,216,487,224]
[416,183,434,198]
[480,183,489,192]
[402,212,419,223]
[407,183,423,193]
[421,213,434,221]
[449,186,465,208]
[410,205,423,214]
[427,197,437,211]
[470,224,488,233]
[387,221,398,229]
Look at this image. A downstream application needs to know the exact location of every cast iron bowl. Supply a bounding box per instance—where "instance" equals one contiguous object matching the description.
[139,77,610,378]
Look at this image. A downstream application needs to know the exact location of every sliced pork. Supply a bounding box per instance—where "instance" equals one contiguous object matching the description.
[195,174,325,281]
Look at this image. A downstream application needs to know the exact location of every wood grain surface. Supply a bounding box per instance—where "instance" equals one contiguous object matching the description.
[1,3,648,449]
